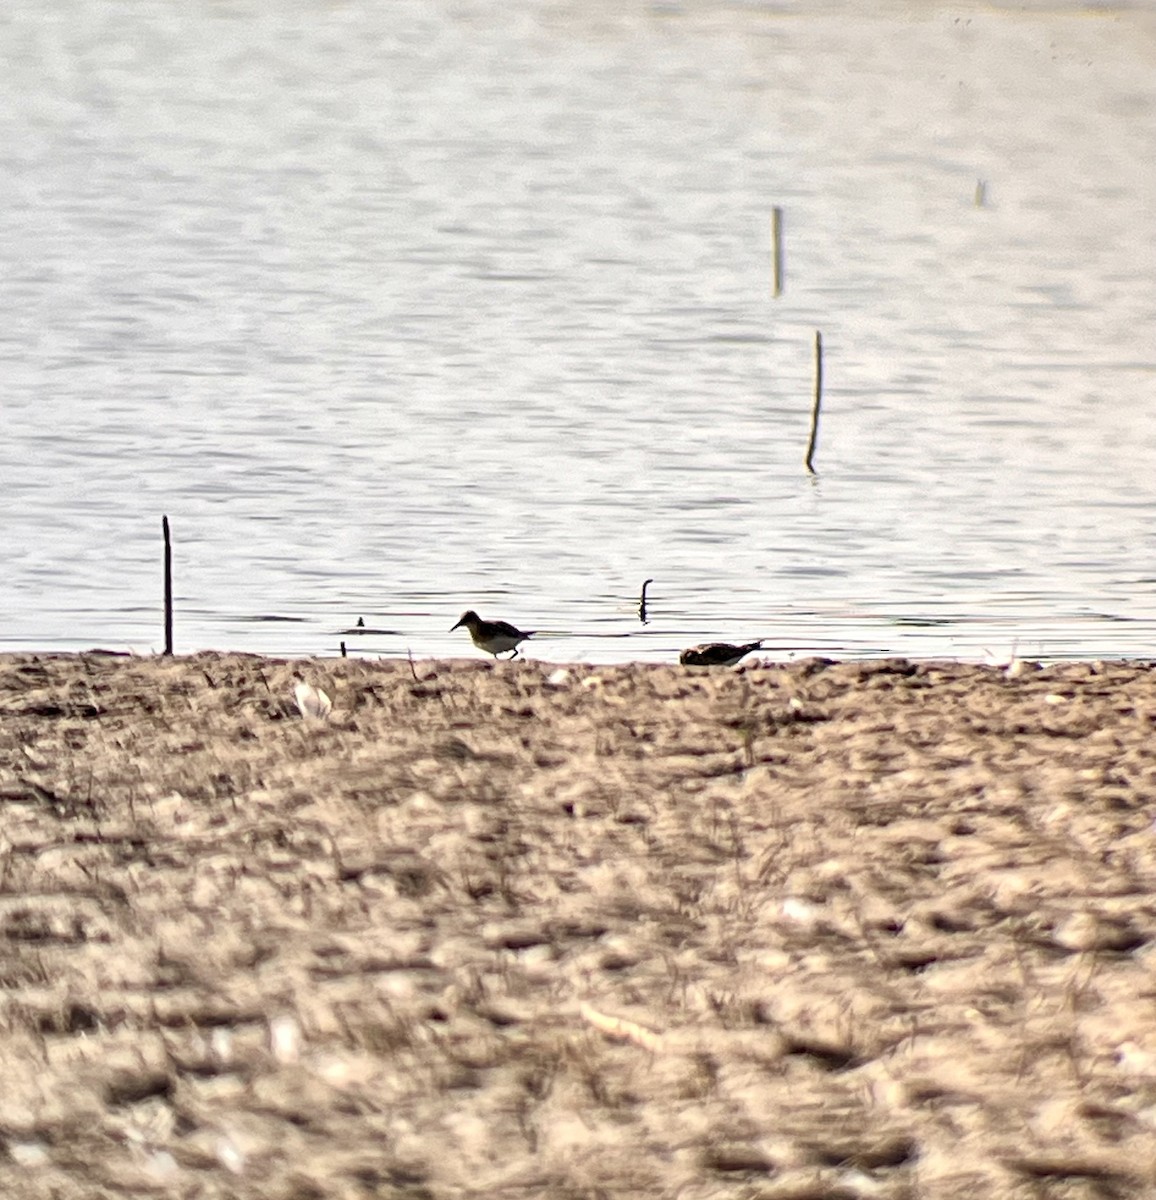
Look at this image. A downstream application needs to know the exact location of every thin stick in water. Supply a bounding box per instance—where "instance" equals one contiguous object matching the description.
[771,206,783,297]
[804,331,823,475]
[162,515,173,655]
[639,578,654,625]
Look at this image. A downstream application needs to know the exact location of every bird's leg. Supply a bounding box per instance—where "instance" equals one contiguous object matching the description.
[509,648,520,660]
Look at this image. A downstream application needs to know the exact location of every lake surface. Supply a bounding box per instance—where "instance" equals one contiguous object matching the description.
[3,0,1155,664]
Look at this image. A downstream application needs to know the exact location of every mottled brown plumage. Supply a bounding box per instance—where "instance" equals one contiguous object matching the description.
[451,610,534,659]
[679,640,762,667]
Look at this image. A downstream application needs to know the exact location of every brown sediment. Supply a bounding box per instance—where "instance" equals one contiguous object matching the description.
[1,651,1156,1198]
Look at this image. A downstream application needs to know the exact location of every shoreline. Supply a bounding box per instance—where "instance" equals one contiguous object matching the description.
[7,646,1156,669]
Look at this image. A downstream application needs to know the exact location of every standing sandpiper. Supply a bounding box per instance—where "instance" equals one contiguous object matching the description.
[451,610,535,660]
[679,640,763,667]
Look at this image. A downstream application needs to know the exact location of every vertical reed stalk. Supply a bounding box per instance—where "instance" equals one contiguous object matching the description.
[804,332,823,475]
[162,515,173,655]
[771,207,783,297]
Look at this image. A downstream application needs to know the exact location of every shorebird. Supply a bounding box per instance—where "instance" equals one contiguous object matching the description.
[451,610,534,660]
[679,640,763,667]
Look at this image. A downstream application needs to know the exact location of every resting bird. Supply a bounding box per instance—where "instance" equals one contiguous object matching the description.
[451,610,534,660]
[679,640,763,667]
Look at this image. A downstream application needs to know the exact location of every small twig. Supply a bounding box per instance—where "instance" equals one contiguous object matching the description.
[407,648,419,683]
[771,206,783,297]
[804,331,823,475]
[638,578,654,625]
[340,641,347,658]
[162,515,173,655]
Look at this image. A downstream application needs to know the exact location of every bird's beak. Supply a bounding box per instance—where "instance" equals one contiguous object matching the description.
[450,619,464,631]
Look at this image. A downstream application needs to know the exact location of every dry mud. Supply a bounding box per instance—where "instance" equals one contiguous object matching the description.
[2,651,1156,1200]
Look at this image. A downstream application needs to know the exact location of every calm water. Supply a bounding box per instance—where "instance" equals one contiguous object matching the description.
[3,0,1155,663]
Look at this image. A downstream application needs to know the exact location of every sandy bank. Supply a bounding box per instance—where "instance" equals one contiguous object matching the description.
[1,651,1155,1199]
